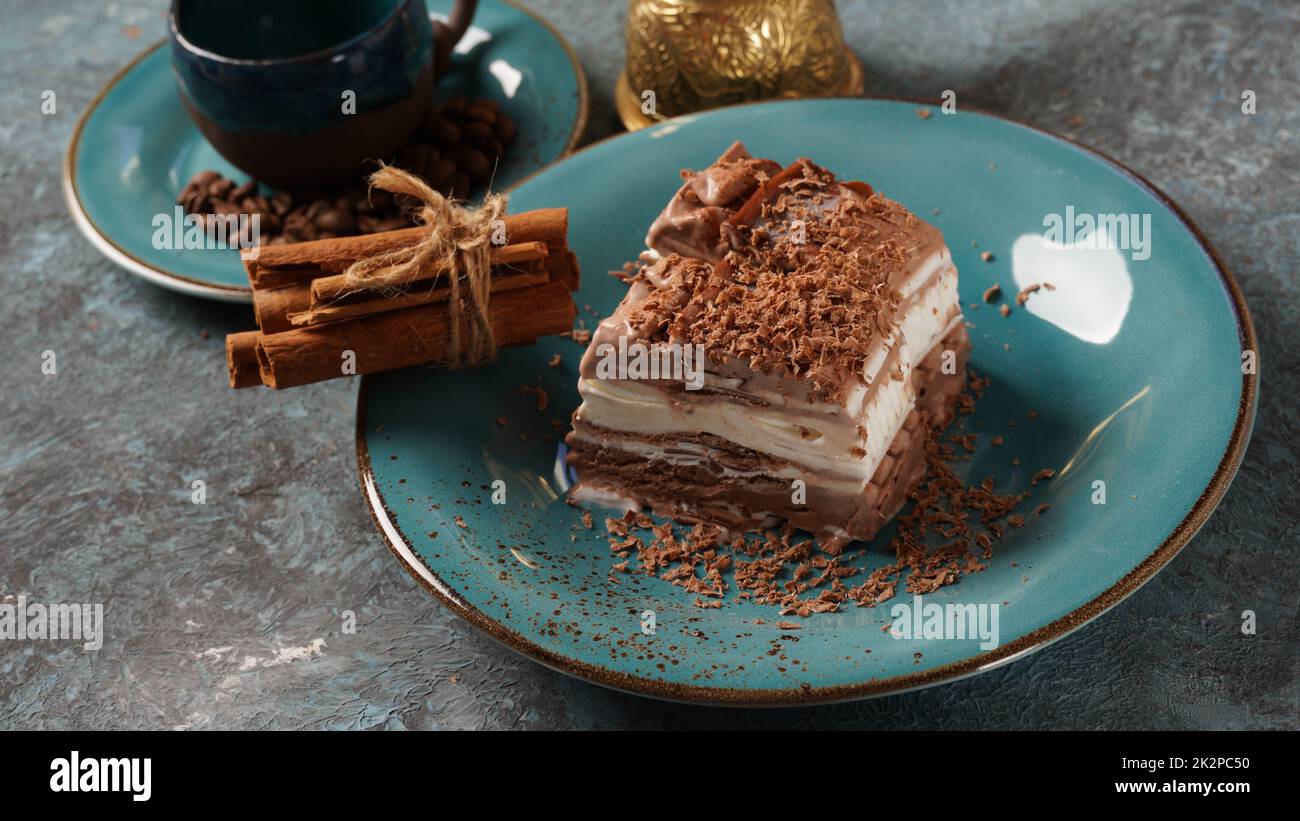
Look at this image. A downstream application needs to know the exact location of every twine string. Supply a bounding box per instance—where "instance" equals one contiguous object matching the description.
[342,165,506,367]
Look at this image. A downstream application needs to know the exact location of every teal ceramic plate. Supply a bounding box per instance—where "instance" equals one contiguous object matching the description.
[64,0,588,302]
[357,98,1257,705]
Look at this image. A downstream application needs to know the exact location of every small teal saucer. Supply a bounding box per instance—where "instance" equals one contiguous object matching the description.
[64,0,588,302]
[357,98,1257,704]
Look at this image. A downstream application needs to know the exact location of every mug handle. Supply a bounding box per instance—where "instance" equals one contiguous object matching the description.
[433,0,480,75]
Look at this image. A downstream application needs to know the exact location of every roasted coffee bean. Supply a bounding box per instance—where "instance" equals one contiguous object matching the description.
[462,148,491,183]
[283,211,317,240]
[303,199,331,221]
[462,121,495,146]
[230,180,257,201]
[270,191,294,216]
[314,206,355,235]
[428,157,457,186]
[179,191,209,213]
[208,178,235,198]
[465,103,497,125]
[430,118,461,146]
[399,144,444,181]
[495,114,517,145]
[191,170,222,189]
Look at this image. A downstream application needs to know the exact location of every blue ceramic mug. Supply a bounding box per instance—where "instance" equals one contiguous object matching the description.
[169,0,477,188]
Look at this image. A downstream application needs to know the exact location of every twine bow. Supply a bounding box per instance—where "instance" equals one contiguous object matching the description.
[344,165,507,367]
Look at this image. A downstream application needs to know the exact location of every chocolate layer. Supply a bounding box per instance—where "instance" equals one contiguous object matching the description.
[644,141,781,263]
[568,325,970,541]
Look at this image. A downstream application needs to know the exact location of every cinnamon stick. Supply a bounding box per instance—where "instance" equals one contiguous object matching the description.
[226,330,263,388]
[308,240,549,306]
[288,270,551,327]
[251,280,575,389]
[252,285,312,334]
[243,208,569,288]
[545,249,581,291]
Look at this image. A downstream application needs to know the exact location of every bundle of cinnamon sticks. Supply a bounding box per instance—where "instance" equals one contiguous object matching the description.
[225,208,578,389]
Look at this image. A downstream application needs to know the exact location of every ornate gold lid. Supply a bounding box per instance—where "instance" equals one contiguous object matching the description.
[616,0,866,131]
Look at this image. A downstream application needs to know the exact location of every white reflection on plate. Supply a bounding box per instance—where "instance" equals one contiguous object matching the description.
[429,13,493,54]
[454,24,493,54]
[488,59,522,97]
[1011,225,1133,345]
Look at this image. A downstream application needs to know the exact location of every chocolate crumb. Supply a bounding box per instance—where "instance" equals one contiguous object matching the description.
[916,108,932,120]
[1015,283,1043,306]
[999,304,1011,317]
[1031,468,1056,485]
[577,373,1034,618]
[982,283,1001,303]
[519,385,549,411]
[980,251,993,262]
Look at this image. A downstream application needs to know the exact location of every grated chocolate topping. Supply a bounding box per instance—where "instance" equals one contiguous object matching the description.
[625,160,944,402]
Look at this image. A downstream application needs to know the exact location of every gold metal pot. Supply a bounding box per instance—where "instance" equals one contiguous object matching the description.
[616,0,865,130]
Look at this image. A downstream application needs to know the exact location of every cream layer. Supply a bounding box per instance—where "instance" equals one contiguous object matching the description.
[571,254,962,492]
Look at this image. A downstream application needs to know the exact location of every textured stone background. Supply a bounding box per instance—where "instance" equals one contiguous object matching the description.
[0,0,1296,730]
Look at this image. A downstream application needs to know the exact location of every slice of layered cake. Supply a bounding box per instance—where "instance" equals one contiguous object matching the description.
[566,142,968,545]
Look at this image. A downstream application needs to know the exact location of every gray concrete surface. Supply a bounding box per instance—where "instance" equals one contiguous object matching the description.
[0,0,1296,729]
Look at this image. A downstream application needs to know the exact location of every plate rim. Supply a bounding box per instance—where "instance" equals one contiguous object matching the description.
[354,95,1259,706]
[62,0,590,304]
